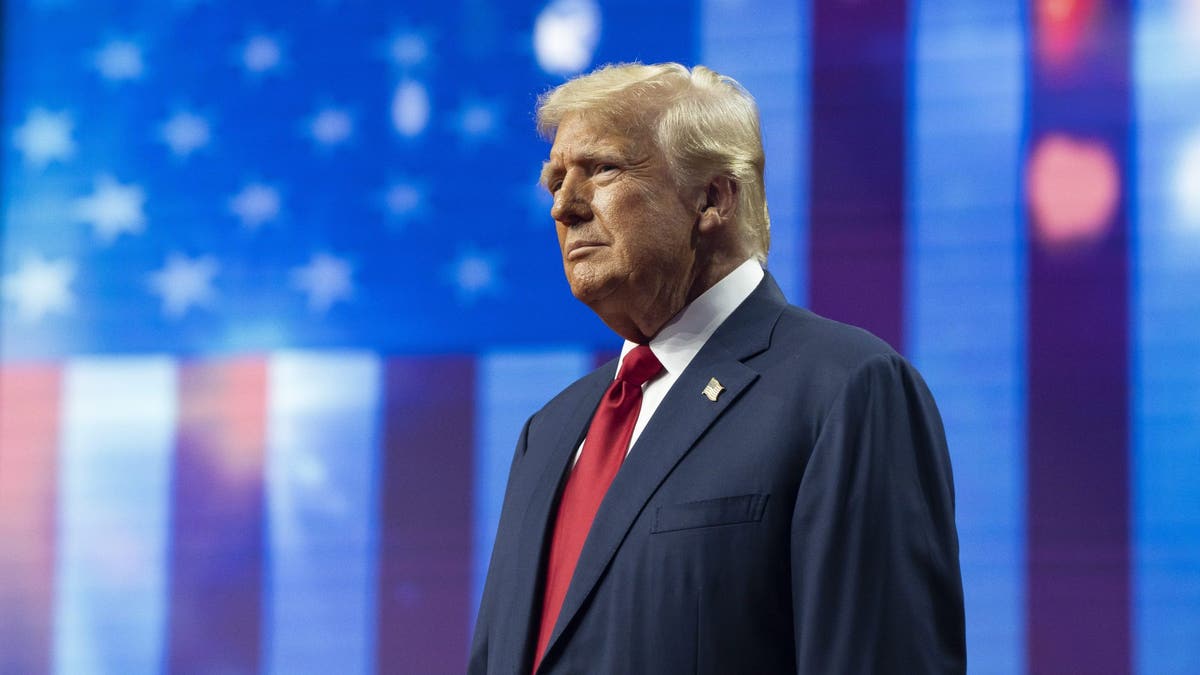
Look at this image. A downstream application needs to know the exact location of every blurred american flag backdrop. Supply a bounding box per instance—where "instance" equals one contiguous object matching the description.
[1,0,1198,673]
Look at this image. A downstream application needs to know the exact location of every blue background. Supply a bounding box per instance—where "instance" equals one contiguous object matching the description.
[2,0,1198,673]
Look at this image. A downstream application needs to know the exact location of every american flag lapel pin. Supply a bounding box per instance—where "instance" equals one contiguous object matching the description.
[702,377,725,402]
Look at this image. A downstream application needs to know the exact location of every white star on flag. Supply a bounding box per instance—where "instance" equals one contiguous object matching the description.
[242,35,282,74]
[533,0,601,76]
[390,32,430,67]
[1,253,76,323]
[74,176,147,244]
[391,81,430,138]
[159,111,211,158]
[94,40,144,81]
[446,247,501,303]
[147,253,218,318]
[309,108,353,147]
[385,180,426,222]
[456,99,500,141]
[230,183,281,229]
[12,108,76,168]
[292,253,354,312]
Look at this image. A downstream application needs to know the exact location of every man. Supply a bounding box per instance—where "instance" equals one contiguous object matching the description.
[470,63,965,674]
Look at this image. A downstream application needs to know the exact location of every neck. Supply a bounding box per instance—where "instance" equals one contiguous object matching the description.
[601,252,746,343]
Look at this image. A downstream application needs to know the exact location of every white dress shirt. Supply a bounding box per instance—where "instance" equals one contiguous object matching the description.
[572,258,765,466]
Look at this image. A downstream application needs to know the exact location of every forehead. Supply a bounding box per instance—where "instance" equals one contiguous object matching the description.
[546,113,652,164]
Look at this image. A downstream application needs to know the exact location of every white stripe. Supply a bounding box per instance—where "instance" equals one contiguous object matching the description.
[53,357,177,675]
[906,2,1027,672]
[472,350,591,626]
[1134,3,1200,672]
[263,351,382,675]
[700,0,809,302]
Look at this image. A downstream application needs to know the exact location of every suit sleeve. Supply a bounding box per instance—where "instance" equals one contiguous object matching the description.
[790,353,966,674]
[468,415,533,675]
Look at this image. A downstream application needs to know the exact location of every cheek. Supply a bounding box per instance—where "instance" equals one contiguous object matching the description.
[594,184,692,263]
[636,202,694,254]
[591,190,617,223]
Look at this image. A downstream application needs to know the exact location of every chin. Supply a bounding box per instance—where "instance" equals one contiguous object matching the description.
[567,272,619,309]
[568,281,603,306]
[565,265,599,296]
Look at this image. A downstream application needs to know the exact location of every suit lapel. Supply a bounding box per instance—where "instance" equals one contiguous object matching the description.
[499,364,613,674]
[539,273,788,666]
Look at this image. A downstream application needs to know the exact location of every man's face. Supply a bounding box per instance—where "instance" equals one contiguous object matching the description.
[542,113,699,337]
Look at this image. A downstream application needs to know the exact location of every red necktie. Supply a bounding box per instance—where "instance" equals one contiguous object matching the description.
[532,344,663,672]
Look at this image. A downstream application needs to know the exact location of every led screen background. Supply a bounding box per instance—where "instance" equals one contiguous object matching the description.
[0,0,1198,673]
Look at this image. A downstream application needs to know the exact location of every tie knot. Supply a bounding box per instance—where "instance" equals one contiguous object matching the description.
[617,344,663,388]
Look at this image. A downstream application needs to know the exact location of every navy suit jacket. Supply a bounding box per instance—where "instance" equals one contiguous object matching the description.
[469,273,966,674]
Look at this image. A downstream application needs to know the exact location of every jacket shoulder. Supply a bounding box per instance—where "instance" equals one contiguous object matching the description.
[771,304,900,371]
[525,360,613,433]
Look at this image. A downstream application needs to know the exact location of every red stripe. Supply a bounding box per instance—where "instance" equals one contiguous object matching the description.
[376,356,474,674]
[1026,1,1131,671]
[808,0,908,351]
[167,358,267,674]
[0,365,61,675]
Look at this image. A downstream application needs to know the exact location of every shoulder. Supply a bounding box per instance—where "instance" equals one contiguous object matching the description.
[771,306,943,428]
[766,304,903,375]
[525,360,613,430]
[716,271,903,382]
[751,304,943,427]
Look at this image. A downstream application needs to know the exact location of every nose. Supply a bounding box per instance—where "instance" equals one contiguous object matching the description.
[550,172,592,227]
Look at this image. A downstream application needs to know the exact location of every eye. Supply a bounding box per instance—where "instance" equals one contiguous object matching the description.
[596,164,619,175]
[548,179,563,194]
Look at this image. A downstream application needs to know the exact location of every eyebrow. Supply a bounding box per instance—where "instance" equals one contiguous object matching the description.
[539,145,630,190]
[540,161,560,190]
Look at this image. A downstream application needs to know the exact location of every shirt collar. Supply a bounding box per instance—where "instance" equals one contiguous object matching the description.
[619,258,765,377]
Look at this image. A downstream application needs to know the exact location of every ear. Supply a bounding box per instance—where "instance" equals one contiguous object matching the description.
[696,175,737,235]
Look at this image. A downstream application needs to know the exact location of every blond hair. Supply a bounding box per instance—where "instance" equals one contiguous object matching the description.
[536,63,770,263]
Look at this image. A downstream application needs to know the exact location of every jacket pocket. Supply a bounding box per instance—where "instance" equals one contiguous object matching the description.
[651,493,769,533]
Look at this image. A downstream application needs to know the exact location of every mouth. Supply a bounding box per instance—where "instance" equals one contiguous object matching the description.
[566,241,605,261]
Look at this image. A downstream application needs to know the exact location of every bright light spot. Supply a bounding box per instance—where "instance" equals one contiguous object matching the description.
[147,253,219,318]
[447,248,501,303]
[229,183,281,229]
[386,183,422,215]
[74,176,147,244]
[1043,0,1076,21]
[1036,0,1097,65]
[292,253,353,312]
[457,257,494,293]
[392,80,430,137]
[12,108,76,168]
[391,33,429,67]
[534,0,601,76]
[1027,133,1120,247]
[243,35,282,73]
[94,40,144,81]
[159,111,211,158]
[384,180,428,228]
[1,254,76,323]
[1175,131,1200,231]
[310,108,353,146]
[459,101,497,138]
